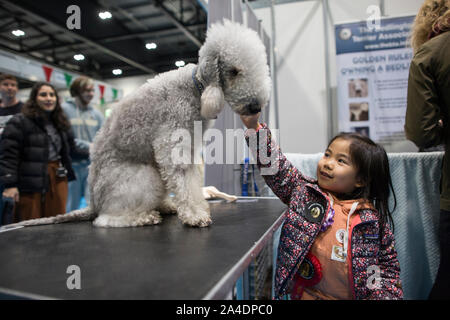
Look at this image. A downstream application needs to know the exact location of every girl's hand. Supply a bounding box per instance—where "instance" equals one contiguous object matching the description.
[3,187,19,202]
[240,112,261,130]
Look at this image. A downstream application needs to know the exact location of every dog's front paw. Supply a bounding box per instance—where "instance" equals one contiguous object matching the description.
[192,214,212,228]
[179,206,212,228]
[189,217,212,228]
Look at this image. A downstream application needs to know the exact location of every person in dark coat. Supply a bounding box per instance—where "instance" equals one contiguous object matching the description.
[0,74,24,223]
[405,0,450,300]
[0,82,88,222]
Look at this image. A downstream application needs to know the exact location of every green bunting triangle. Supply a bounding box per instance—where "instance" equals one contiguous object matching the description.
[64,73,73,88]
[112,88,118,100]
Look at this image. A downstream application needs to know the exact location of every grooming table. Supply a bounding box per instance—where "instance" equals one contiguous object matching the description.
[0,198,286,300]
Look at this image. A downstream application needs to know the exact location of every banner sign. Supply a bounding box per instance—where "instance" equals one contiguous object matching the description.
[335,15,415,148]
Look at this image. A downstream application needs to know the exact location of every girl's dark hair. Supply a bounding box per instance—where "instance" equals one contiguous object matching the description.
[329,132,397,236]
[22,82,71,131]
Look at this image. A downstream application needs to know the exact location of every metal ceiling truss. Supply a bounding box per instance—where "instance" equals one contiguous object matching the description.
[0,0,207,79]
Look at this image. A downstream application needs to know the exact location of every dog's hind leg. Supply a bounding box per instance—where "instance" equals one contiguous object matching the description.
[92,163,165,228]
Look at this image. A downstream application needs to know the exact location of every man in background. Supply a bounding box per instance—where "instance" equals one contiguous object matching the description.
[62,76,104,211]
[0,74,23,224]
[0,74,23,134]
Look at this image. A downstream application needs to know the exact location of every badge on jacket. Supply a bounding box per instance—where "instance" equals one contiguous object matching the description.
[304,202,325,223]
[331,245,346,263]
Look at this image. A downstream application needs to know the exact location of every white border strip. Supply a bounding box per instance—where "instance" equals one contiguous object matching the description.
[0,226,24,233]
[0,287,57,300]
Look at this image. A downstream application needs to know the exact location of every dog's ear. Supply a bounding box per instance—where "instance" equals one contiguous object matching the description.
[199,55,225,119]
[200,85,224,119]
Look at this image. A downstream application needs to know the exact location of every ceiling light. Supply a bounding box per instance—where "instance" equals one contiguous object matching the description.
[12,29,25,37]
[175,60,185,67]
[145,42,157,50]
[99,11,112,20]
[74,54,85,61]
[112,69,122,75]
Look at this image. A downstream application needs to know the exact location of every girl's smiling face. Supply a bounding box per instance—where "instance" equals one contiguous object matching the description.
[317,138,363,196]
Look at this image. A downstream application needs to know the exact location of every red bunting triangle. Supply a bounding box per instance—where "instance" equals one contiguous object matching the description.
[98,84,105,99]
[42,65,54,82]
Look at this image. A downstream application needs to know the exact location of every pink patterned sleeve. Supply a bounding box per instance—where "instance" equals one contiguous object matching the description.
[245,123,308,205]
[368,222,403,300]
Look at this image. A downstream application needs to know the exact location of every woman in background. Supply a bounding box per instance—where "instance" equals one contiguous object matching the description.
[0,82,88,222]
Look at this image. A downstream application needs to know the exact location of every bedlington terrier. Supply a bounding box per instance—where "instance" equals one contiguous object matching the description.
[3,20,271,229]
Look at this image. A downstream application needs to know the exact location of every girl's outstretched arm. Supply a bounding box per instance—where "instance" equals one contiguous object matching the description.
[241,114,309,205]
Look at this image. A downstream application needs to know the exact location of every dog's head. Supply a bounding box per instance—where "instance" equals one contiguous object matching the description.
[197,20,271,119]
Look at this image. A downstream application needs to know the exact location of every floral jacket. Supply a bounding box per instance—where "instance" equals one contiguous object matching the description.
[245,124,403,300]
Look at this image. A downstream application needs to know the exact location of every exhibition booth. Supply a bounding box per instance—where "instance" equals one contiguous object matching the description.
[0,0,444,301]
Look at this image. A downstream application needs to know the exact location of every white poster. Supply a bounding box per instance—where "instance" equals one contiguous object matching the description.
[335,16,415,148]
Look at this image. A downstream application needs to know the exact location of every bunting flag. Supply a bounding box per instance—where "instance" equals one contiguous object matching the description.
[112,88,118,101]
[64,72,73,88]
[42,65,54,82]
[98,84,105,105]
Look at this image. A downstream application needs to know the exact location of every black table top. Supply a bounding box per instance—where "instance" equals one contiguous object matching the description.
[0,198,286,300]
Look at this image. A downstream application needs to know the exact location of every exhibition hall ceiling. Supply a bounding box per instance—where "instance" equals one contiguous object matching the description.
[0,0,214,79]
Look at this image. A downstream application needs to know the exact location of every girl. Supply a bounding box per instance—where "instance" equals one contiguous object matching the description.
[0,82,88,222]
[241,113,403,300]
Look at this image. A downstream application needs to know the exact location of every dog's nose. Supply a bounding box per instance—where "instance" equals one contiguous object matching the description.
[246,99,261,114]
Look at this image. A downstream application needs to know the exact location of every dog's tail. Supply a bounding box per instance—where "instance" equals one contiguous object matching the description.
[0,207,97,230]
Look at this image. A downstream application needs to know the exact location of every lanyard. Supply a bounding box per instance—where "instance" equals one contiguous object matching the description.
[343,201,359,258]
[327,193,359,258]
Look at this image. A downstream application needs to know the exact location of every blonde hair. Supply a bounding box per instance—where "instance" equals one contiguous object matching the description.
[411,0,450,52]
[70,76,94,97]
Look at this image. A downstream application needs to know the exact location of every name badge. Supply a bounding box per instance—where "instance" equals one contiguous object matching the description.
[331,245,346,263]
